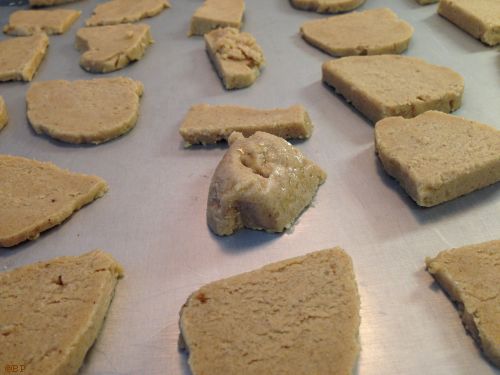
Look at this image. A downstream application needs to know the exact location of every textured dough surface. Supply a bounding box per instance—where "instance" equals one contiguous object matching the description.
[0,250,123,375]
[86,0,170,27]
[30,0,80,6]
[4,9,81,36]
[180,247,360,375]
[322,55,464,122]
[426,240,500,367]
[375,111,500,207]
[291,0,365,14]
[27,77,144,144]
[0,96,8,131]
[189,0,245,36]
[207,131,326,235]
[0,155,108,247]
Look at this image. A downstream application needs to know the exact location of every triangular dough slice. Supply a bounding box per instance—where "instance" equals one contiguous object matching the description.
[291,0,365,14]
[301,8,414,57]
[189,0,245,36]
[75,23,153,73]
[0,155,108,247]
[180,247,360,375]
[4,9,81,36]
[86,0,170,27]
[0,250,123,374]
[207,131,326,236]
[426,240,500,367]
[375,111,500,207]
[322,55,464,122]
[0,96,8,131]
[30,0,80,6]
[27,77,144,144]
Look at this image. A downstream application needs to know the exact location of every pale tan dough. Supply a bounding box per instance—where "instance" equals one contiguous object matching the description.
[0,33,49,82]
[86,0,170,27]
[416,0,438,4]
[30,0,81,6]
[0,96,8,131]
[301,8,414,57]
[438,0,500,46]
[189,0,245,36]
[4,9,81,36]
[180,247,360,375]
[291,0,365,14]
[179,104,313,145]
[426,240,500,367]
[205,27,264,90]
[207,131,326,236]
[27,77,144,144]
[0,155,108,247]
[0,250,123,375]
[375,111,500,207]
[75,23,153,73]
[322,55,464,123]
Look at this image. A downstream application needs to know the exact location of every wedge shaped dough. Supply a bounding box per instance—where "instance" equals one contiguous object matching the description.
[27,77,144,144]
[180,247,360,375]
[0,250,123,375]
[322,55,464,123]
[30,0,81,6]
[426,240,500,367]
[4,9,81,36]
[0,33,49,82]
[291,0,365,14]
[207,131,326,236]
[189,0,245,36]
[76,23,153,73]
[301,8,414,57]
[0,97,8,131]
[0,155,108,247]
[375,111,500,207]
[86,0,170,27]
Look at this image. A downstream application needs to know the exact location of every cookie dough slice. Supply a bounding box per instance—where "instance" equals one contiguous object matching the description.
[75,23,153,73]
[291,0,365,14]
[301,8,414,57]
[189,0,245,36]
[30,0,81,6]
[0,97,8,131]
[0,33,49,82]
[86,0,170,27]
[0,155,108,247]
[180,247,360,375]
[426,240,500,367]
[4,9,81,36]
[0,250,123,374]
[27,77,143,144]
[205,27,265,90]
[322,55,464,123]
[375,111,500,207]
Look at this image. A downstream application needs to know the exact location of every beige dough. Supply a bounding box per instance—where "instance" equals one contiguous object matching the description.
[0,250,123,375]
[86,0,170,27]
[30,0,81,6]
[0,155,108,247]
[0,33,49,82]
[205,27,264,90]
[4,9,81,36]
[179,104,313,145]
[207,131,326,236]
[291,0,365,14]
[27,77,144,144]
[375,111,500,207]
[75,23,153,73]
[0,96,8,131]
[189,0,245,36]
[322,55,464,123]
[426,240,500,367]
[301,8,414,57]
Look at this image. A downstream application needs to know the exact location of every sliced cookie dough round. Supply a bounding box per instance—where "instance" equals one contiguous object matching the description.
[86,0,170,27]
[3,9,81,36]
[0,96,8,131]
[291,0,365,14]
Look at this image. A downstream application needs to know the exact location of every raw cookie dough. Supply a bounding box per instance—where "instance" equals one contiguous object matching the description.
[205,27,264,90]
[29,0,81,6]
[27,77,144,144]
[207,131,326,236]
[375,111,500,207]
[0,33,49,82]
[86,0,170,27]
[75,23,153,73]
[189,0,245,36]
[426,240,500,367]
[4,9,81,36]
[301,8,414,57]
[0,155,108,247]
[0,250,123,375]
[322,55,464,122]
[291,0,365,14]
[0,97,8,131]
[180,247,360,375]
[179,104,313,145]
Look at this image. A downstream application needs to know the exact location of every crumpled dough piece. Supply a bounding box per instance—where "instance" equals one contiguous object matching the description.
[3,9,81,36]
[291,0,365,14]
[0,96,8,131]
[86,0,170,27]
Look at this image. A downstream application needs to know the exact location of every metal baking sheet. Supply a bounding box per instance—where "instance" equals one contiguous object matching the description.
[1,0,499,374]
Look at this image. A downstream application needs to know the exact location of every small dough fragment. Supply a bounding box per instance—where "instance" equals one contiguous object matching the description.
[205,27,265,90]
[0,33,49,82]
[27,77,144,144]
[75,23,153,73]
[86,0,170,27]
[0,250,123,375]
[189,0,245,36]
[4,9,81,36]
[207,131,326,236]
[179,247,360,375]
[0,97,8,131]
[179,104,313,145]
[29,0,81,6]
[426,240,500,367]
[301,8,414,57]
[0,155,108,247]
[291,0,365,14]
[322,55,464,122]
[375,111,500,207]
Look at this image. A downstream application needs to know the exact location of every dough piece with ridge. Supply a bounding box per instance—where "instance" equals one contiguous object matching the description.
[86,0,170,27]
[4,9,81,36]
[291,0,365,14]
[189,0,245,36]
[0,97,8,131]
